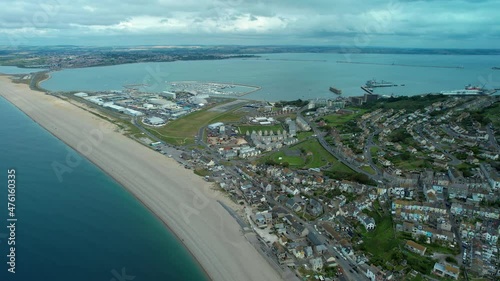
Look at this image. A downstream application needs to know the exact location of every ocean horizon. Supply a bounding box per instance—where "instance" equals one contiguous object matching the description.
[0,96,208,281]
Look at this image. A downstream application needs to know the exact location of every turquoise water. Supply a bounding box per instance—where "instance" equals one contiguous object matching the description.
[0,66,45,74]
[41,53,500,101]
[0,97,208,281]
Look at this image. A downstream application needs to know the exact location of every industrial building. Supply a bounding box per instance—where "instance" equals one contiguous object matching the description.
[145,117,166,126]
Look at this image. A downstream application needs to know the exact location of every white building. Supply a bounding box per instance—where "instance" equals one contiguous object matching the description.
[161,91,176,99]
[145,117,165,126]
[208,122,224,130]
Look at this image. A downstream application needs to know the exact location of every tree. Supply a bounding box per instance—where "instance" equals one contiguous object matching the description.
[418,235,427,244]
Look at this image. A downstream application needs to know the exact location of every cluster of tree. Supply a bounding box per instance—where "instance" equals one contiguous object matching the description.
[325,170,376,186]
[265,159,289,167]
[274,99,309,108]
[364,94,448,112]
[469,111,492,126]
[388,128,413,143]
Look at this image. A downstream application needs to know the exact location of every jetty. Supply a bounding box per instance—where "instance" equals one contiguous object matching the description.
[361,86,374,94]
[337,60,464,69]
[329,86,342,95]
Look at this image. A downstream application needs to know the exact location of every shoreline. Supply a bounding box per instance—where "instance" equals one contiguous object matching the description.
[0,75,283,281]
[0,75,212,280]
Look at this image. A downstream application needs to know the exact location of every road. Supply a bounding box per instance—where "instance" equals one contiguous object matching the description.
[363,126,383,177]
[486,123,500,152]
[300,109,384,183]
[415,124,462,166]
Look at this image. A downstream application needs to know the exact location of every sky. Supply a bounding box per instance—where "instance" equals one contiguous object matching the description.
[0,0,499,48]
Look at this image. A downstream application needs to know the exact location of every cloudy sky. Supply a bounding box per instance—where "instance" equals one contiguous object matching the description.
[1,0,499,48]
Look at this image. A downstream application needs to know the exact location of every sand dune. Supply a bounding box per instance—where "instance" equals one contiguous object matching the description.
[0,76,283,281]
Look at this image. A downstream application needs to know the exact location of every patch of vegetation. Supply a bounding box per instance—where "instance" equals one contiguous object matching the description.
[264,151,305,167]
[325,169,376,185]
[358,207,401,265]
[274,99,309,108]
[194,168,210,177]
[361,165,376,175]
[364,94,448,112]
[445,256,458,264]
[404,251,436,275]
[297,131,314,141]
[148,101,244,145]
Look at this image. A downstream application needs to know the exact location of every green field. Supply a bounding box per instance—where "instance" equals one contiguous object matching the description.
[265,151,305,167]
[361,165,376,175]
[297,131,314,141]
[146,102,247,145]
[360,209,400,262]
[359,203,436,274]
[262,139,342,169]
[322,107,368,127]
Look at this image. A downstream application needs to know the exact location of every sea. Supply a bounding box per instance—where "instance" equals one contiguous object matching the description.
[0,69,208,280]
[40,53,500,100]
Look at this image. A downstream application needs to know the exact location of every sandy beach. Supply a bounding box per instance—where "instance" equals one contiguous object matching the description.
[0,76,283,281]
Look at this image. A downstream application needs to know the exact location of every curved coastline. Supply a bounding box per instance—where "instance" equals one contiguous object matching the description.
[0,75,283,281]
[0,85,212,281]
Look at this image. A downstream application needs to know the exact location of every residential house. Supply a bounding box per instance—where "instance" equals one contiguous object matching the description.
[307,198,324,217]
[358,214,376,231]
[285,198,302,212]
[272,241,290,264]
[310,257,324,271]
[365,264,384,281]
[432,262,460,280]
[405,240,427,256]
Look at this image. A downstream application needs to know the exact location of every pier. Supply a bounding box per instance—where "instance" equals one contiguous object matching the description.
[361,86,374,94]
[250,58,327,62]
[337,60,464,69]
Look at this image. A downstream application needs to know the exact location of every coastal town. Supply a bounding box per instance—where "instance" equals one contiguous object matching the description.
[42,79,500,281]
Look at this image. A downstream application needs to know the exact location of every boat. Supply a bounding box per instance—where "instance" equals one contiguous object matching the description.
[365,79,397,88]
[440,89,484,96]
[440,85,486,96]
[329,86,342,95]
[465,84,485,92]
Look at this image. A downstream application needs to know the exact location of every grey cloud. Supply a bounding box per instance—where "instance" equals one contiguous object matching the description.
[0,0,498,48]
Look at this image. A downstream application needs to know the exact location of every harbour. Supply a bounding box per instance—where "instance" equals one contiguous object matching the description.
[40,53,500,100]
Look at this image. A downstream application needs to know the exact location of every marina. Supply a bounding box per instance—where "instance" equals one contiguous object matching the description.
[167,81,261,97]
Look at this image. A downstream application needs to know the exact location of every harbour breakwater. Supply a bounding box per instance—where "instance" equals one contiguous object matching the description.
[337,60,464,69]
